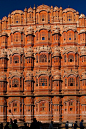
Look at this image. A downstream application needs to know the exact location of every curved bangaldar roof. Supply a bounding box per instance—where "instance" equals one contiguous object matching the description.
[36,4,50,12]
[11,10,24,15]
[63,8,76,13]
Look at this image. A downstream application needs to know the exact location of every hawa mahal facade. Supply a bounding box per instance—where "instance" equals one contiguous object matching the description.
[0,4,86,123]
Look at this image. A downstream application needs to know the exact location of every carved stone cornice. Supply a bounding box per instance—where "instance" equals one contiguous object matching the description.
[62,25,77,32]
[34,70,51,77]
[8,47,24,57]
[11,27,24,34]
[35,25,51,32]
[52,46,60,57]
[63,69,79,78]
[34,46,51,54]
[62,46,78,54]
[24,47,34,57]
[8,72,23,79]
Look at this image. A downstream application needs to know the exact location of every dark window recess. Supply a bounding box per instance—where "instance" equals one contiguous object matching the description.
[70,59,73,62]
[16,21,18,23]
[69,38,71,40]
[42,18,44,21]
[42,37,45,40]
[9,109,11,113]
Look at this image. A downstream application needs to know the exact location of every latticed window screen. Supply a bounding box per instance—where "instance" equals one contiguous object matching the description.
[15,16,20,23]
[14,34,19,42]
[82,80,86,86]
[13,56,19,63]
[39,54,47,62]
[39,78,47,86]
[68,55,74,62]
[67,14,72,21]
[68,78,75,86]
[69,32,72,40]
[12,79,19,87]
[40,102,45,111]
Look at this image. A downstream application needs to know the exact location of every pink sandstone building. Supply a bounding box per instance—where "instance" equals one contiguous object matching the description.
[0,4,86,123]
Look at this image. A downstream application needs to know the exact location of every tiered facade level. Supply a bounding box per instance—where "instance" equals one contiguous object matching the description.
[0,4,86,123]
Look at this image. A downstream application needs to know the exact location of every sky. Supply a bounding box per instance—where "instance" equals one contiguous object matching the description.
[0,0,86,19]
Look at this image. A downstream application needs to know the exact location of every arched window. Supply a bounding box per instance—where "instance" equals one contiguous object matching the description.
[68,55,74,62]
[39,54,47,62]
[39,77,47,86]
[14,33,19,42]
[67,14,72,21]
[12,79,19,87]
[14,16,20,24]
[42,14,44,21]
[68,78,75,86]
[13,56,19,63]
